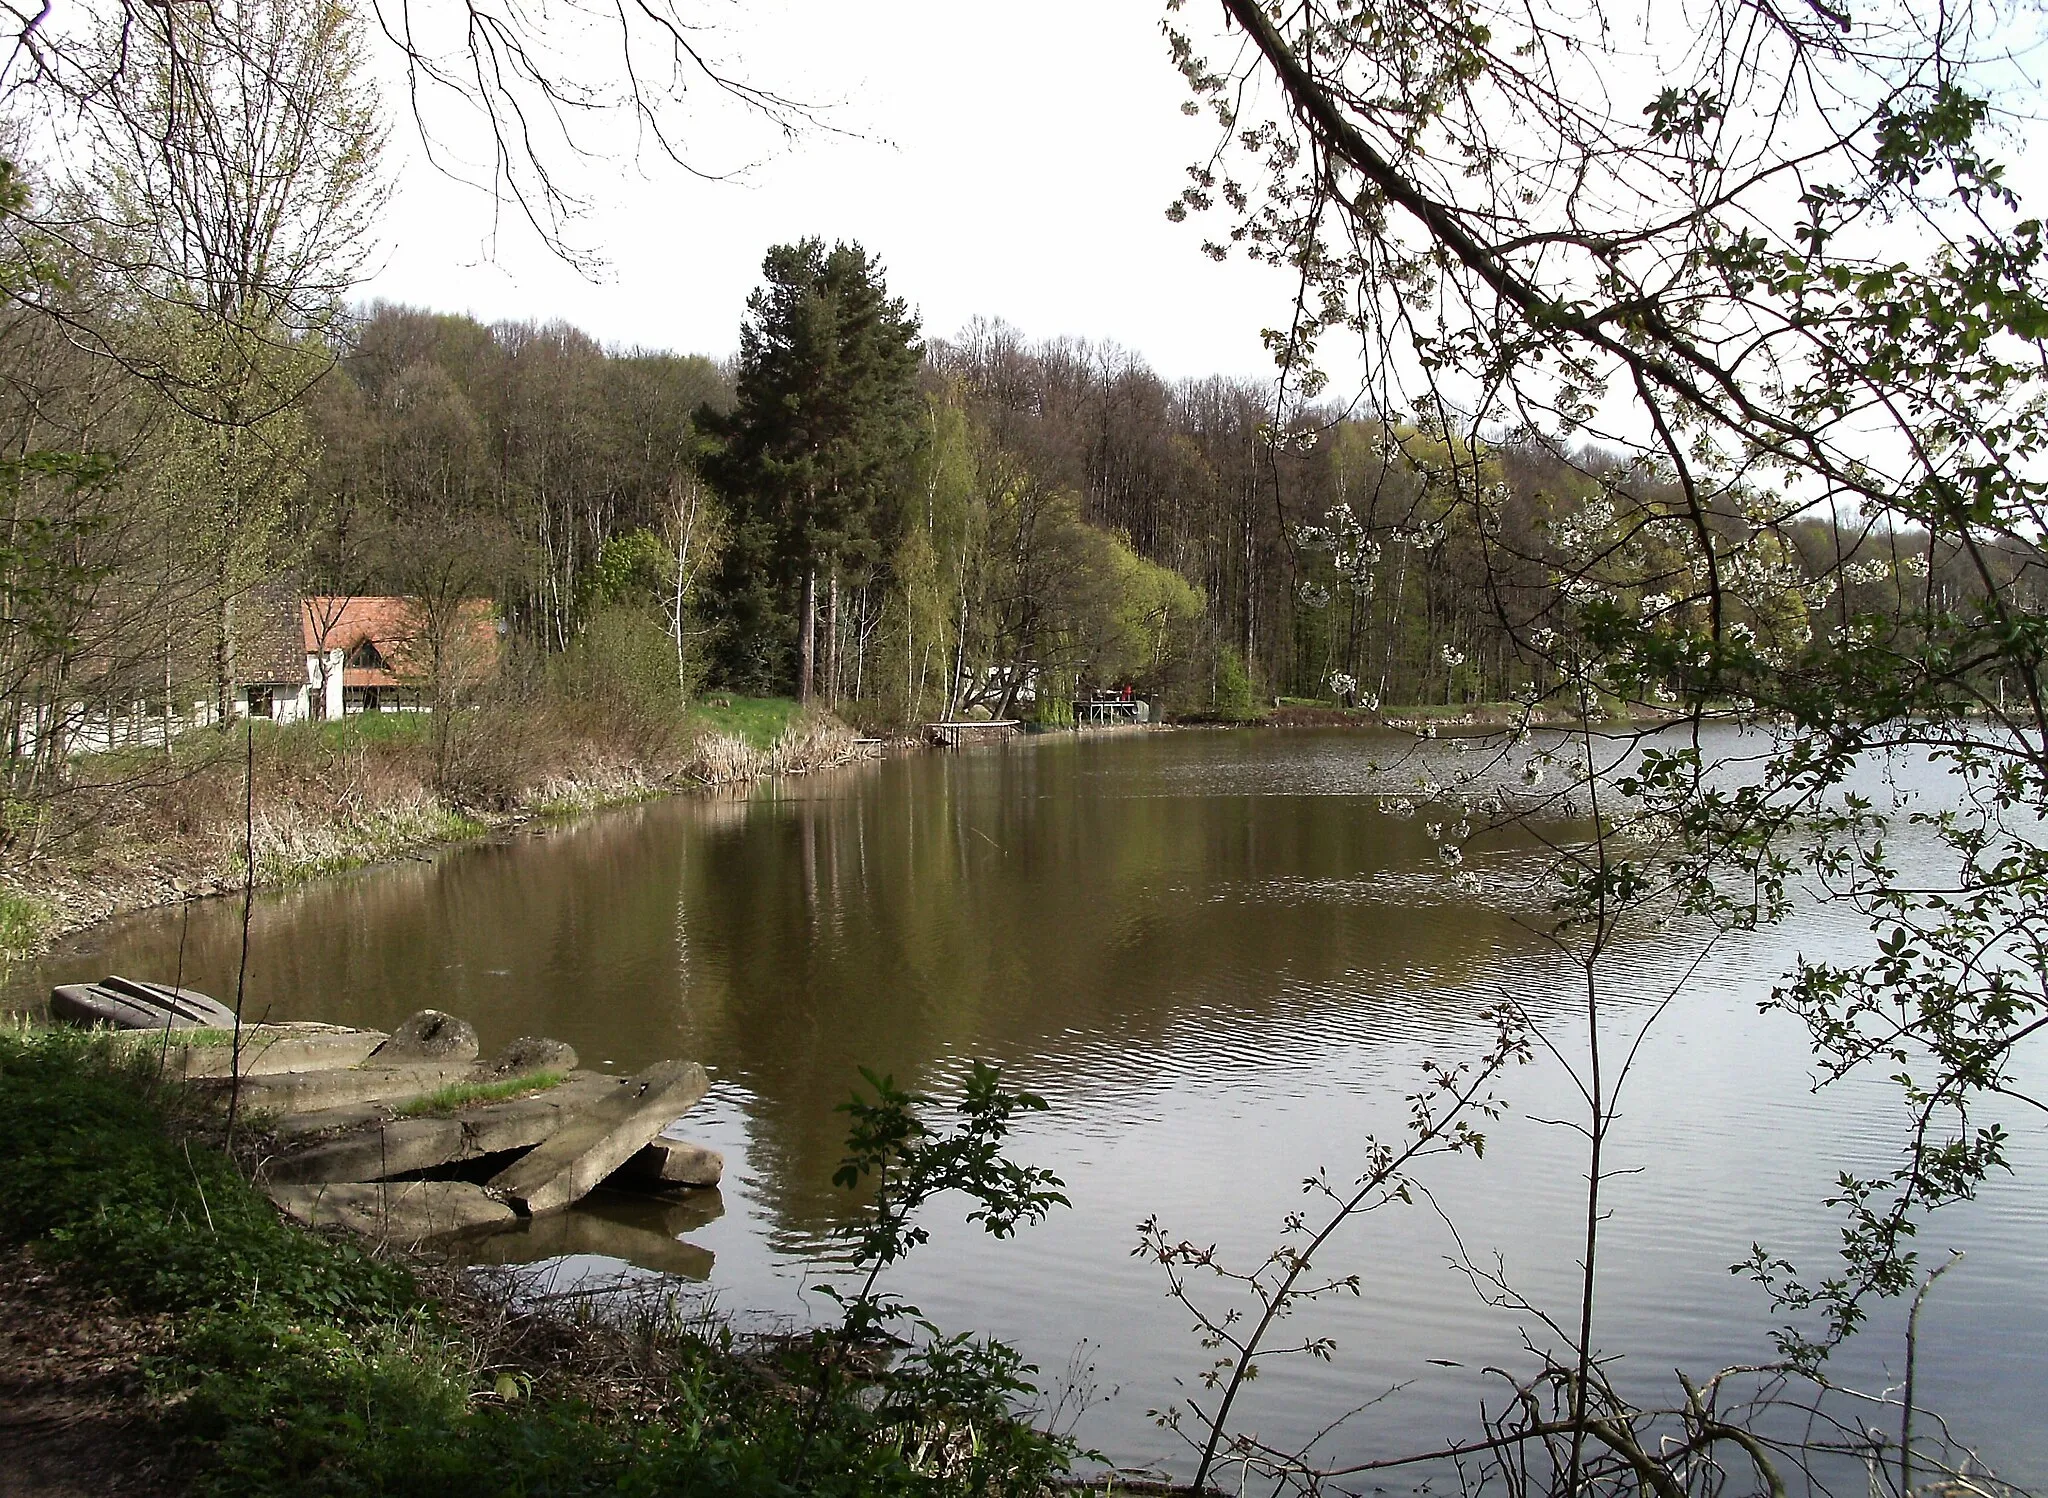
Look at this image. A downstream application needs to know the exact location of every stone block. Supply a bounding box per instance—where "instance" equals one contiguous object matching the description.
[487,1060,709,1215]
[612,1137,724,1189]
[262,1073,623,1183]
[372,1009,479,1063]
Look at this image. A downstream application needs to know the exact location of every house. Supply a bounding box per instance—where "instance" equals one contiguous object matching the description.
[21,586,503,755]
[297,595,502,718]
[228,592,502,723]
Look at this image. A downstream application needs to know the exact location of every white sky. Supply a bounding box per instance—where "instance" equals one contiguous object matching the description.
[360,1,1302,382]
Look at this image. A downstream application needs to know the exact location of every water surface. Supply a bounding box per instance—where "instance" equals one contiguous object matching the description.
[16,729,2045,1482]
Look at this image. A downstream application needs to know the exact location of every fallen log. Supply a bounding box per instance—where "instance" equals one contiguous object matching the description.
[487,1060,709,1215]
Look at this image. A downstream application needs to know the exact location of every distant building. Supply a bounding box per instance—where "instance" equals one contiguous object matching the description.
[17,584,502,757]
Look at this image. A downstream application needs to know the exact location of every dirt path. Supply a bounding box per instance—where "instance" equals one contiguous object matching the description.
[0,1251,183,1497]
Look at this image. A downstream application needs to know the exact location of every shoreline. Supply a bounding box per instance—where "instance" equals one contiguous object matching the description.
[0,708,885,971]
[3,700,1677,971]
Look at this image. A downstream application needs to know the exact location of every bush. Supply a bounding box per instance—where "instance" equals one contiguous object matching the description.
[1210,645,1266,723]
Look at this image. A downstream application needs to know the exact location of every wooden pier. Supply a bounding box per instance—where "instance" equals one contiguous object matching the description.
[924,719,1022,748]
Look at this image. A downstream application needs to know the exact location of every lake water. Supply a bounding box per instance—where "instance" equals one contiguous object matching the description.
[13,728,2046,1485]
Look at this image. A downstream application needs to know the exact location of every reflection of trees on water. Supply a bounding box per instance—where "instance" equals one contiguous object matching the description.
[14,733,1621,1254]
[675,739,1583,1246]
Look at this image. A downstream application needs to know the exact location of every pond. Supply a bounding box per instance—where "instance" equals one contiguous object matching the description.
[13,728,2046,1484]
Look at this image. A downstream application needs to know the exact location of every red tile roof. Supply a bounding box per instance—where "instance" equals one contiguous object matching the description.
[300,597,500,688]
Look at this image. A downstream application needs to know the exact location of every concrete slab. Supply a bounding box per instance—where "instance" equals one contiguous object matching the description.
[190,1062,478,1113]
[265,1180,516,1242]
[487,1060,709,1215]
[262,1068,616,1140]
[611,1137,724,1189]
[121,1024,388,1079]
[262,1073,624,1184]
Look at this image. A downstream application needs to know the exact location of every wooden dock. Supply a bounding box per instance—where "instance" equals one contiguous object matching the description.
[924,719,1022,748]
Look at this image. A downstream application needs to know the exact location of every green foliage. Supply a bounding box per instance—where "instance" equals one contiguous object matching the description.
[0,1028,414,1322]
[1208,645,1265,723]
[553,605,701,723]
[701,238,924,693]
[0,891,53,965]
[684,694,801,750]
[825,1061,1069,1340]
[0,1029,1076,1498]
[785,1062,1077,1495]
[582,527,675,614]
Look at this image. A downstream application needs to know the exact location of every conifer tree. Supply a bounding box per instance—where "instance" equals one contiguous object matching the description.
[700,239,922,699]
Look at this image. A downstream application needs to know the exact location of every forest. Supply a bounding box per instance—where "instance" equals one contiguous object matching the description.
[10,260,2036,783]
[0,0,2041,821]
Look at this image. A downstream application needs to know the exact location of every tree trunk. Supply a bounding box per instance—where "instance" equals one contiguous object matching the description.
[215,584,237,731]
[799,569,817,703]
[825,570,840,708]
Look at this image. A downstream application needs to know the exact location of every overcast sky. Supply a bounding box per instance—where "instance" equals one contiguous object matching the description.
[359,1,1302,382]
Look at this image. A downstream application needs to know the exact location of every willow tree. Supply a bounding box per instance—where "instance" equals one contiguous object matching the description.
[1152,0,2048,1491]
[57,0,385,724]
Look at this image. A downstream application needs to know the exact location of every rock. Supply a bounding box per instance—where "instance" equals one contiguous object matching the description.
[611,1137,724,1189]
[486,1060,709,1215]
[372,1010,479,1063]
[261,1073,624,1184]
[488,1036,578,1076]
[265,1180,516,1243]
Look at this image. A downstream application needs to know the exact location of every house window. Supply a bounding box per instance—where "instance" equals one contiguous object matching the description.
[246,686,274,719]
[347,638,387,671]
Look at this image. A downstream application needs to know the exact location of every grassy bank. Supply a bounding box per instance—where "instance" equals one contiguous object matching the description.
[0,695,862,954]
[0,1026,1079,1497]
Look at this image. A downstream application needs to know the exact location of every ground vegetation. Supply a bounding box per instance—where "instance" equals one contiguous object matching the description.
[0,1025,1080,1497]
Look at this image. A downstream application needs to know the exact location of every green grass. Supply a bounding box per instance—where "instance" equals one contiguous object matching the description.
[0,891,53,965]
[395,1070,566,1117]
[291,712,435,751]
[686,694,801,750]
[0,1027,1076,1498]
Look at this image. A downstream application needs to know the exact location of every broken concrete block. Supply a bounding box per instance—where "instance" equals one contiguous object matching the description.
[371,1010,479,1063]
[612,1137,724,1189]
[265,1180,516,1242]
[488,1036,578,1076]
[262,1073,624,1184]
[487,1060,709,1215]
[191,1062,479,1113]
[126,1024,388,1079]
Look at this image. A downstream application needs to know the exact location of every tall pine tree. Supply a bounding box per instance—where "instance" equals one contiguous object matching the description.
[700,239,922,698]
